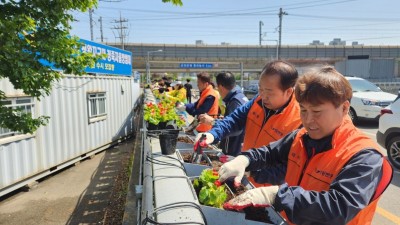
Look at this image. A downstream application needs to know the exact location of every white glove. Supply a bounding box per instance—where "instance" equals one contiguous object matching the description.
[218,155,249,186]
[194,132,215,145]
[176,103,186,112]
[223,185,279,211]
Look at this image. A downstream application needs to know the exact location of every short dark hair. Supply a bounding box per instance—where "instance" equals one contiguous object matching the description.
[260,60,298,90]
[216,71,236,90]
[186,79,191,82]
[295,66,352,108]
[197,72,215,88]
[197,72,211,83]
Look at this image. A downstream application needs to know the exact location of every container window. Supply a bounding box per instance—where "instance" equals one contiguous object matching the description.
[0,97,34,139]
[87,92,107,120]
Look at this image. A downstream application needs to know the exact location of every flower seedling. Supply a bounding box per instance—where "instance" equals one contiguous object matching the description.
[144,97,185,128]
[193,169,227,208]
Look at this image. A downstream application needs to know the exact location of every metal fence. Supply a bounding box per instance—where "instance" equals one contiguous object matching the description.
[111,43,400,59]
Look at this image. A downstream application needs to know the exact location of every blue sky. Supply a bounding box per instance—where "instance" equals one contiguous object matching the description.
[70,0,400,46]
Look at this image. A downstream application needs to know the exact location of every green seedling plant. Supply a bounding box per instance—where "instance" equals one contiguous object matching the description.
[193,169,227,208]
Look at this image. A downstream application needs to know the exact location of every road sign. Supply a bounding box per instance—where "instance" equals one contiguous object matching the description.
[179,63,213,69]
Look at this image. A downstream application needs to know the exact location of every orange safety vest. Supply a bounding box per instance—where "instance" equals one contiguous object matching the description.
[282,117,393,225]
[243,95,301,187]
[196,85,219,132]
[242,94,301,150]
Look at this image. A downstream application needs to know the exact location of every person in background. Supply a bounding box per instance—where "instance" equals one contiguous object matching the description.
[167,81,187,103]
[219,67,393,225]
[184,79,193,103]
[151,79,160,89]
[177,72,220,132]
[157,78,167,93]
[163,77,173,92]
[198,71,248,156]
[195,60,302,187]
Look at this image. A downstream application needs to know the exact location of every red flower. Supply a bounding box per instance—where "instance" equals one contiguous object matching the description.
[214,180,222,187]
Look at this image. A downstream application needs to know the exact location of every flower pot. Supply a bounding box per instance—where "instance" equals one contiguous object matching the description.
[147,122,159,131]
[158,121,167,129]
[159,129,179,155]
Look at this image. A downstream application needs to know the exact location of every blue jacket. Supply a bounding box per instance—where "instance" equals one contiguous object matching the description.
[242,130,384,224]
[218,86,248,156]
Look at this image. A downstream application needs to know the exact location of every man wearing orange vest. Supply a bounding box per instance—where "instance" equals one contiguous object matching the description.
[177,72,219,132]
[195,60,302,186]
[219,67,393,225]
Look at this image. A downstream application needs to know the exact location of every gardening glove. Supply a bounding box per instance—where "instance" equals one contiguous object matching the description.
[194,132,215,146]
[218,155,249,187]
[223,185,279,211]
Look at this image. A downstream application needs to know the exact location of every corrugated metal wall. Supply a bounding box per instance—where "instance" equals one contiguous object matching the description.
[0,75,140,194]
[335,59,397,79]
[370,59,395,79]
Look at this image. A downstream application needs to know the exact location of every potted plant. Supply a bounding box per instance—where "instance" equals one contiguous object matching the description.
[144,100,185,130]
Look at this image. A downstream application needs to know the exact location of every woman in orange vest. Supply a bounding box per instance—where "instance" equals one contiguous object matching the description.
[219,67,393,225]
[176,72,219,132]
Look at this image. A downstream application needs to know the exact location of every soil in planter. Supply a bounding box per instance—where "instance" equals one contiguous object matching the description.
[180,152,208,165]
[177,136,194,144]
[205,153,224,171]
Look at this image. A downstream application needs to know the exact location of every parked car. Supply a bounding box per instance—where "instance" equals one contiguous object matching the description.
[247,84,258,92]
[244,84,258,99]
[377,97,400,169]
[345,76,397,123]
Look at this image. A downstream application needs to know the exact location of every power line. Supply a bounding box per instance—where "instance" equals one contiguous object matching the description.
[111,13,129,49]
[278,8,288,59]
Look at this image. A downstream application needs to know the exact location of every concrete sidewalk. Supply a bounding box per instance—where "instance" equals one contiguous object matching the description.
[0,137,137,225]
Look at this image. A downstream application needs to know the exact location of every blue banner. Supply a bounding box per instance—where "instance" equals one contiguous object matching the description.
[179,63,213,69]
[80,39,132,76]
[40,39,132,76]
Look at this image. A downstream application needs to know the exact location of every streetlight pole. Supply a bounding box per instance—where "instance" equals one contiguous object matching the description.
[267,40,279,60]
[146,49,163,84]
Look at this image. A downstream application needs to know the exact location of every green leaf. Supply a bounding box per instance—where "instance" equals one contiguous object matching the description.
[0,0,98,132]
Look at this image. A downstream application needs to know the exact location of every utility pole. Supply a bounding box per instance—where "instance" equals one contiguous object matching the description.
[89,8,94,41]
[278,8,288,59]
[99,17,104,42]
[259,21,264,46]
[112,13,128,50]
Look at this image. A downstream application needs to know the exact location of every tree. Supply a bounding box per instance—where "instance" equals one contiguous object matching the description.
[162,0,183,6]
[0,0,100,134]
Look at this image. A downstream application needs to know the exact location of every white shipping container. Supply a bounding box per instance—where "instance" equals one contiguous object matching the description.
[0,74,141,196]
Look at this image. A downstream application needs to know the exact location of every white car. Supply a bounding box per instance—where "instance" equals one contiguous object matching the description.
[377,97,400,169]
[345,77,397,123]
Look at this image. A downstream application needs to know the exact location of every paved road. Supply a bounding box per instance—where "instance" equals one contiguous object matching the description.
[357,120,400,225]
[0,138,136,225]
